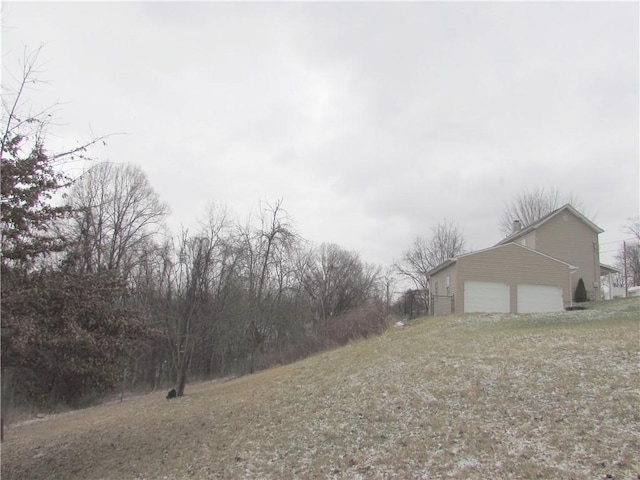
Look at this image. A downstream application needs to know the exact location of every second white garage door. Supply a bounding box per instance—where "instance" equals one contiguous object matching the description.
[464,281,510,313]
[517,284,563,313]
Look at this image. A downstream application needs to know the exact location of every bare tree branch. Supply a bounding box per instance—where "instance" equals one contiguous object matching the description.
[498,187,586,236]
[395,219,466,292]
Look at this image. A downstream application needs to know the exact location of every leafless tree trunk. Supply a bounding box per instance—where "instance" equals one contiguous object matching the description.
[171,232,207,397]
[380,267,396,308]
[157,205,241,396]
[237,200,297,373]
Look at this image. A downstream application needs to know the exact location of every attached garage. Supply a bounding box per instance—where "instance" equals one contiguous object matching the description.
[517,284,564,313]
[464,281,510,313]
[428,243,574,314]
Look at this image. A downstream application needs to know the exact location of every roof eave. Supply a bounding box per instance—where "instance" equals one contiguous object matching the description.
[600,263,621,275]
[427,258,457,277]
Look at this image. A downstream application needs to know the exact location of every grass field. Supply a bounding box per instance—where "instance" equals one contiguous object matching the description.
[2,297,638,480]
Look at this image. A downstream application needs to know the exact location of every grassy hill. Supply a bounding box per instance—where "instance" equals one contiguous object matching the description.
[2,298,638,480]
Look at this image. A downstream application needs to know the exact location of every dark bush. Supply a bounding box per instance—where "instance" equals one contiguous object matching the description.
[574,277,588,303]
[1,268,153,407]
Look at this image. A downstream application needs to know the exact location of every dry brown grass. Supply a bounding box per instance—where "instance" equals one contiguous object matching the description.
[2,297,639,479]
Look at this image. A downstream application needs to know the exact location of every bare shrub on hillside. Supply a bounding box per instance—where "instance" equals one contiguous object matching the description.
[319,300,392,347]
[256,337,326,371]
[255,299,394,370]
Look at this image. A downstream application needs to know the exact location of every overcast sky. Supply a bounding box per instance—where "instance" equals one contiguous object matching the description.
[2,1,638,269]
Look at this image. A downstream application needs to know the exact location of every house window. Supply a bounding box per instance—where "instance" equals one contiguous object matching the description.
[434,281,439,296]
[446,276,451,296]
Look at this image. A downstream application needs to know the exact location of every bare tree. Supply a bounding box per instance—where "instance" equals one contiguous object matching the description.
[624,216,640,241]
[175,233,209,397]
[192,204,242,378]
[67,162,169,278]
[395,219,466,295]
[1,46,107,168]
[616,243,640,289]
[379,266,397,308]
[155,231,214,398]
[156,204,241,396]
[1,46,109,268]
[499,187,584,236]
[236,200,297,373]
[302,242,379,325]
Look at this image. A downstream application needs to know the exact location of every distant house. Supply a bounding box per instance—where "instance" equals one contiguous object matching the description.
[428,204,608,314]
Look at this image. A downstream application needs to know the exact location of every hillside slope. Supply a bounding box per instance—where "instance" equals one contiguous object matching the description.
[2,298,639,480]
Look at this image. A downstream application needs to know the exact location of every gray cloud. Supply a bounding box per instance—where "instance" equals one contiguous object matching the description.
[2,1,637,267]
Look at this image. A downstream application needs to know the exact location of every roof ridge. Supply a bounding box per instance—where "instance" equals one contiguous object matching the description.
[496,203,602,246]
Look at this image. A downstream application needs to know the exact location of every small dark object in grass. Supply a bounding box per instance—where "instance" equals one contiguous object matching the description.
[166,388,177,399]
[565,305,586,311]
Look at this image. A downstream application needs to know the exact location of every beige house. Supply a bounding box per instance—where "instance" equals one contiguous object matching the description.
[428,204,605,314]
[496,204,603,301]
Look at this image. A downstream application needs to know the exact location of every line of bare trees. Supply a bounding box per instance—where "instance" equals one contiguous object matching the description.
[4,153,389,405]
[64,168,390,398]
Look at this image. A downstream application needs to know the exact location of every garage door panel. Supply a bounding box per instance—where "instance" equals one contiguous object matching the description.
[517,284,563,313]
[464,281,510,313]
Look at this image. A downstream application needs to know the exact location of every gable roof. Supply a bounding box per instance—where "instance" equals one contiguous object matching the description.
[496,203,603,246]
[427,242,576,277]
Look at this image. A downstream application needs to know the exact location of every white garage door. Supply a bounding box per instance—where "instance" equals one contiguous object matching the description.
[464,281,510,313]
[517,284,563,313]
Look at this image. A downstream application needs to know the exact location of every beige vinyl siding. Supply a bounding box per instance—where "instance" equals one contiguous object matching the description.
[455,243,571,313]
[430,263,457,315]
[534,211,600,300]
[517,231,536,249]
